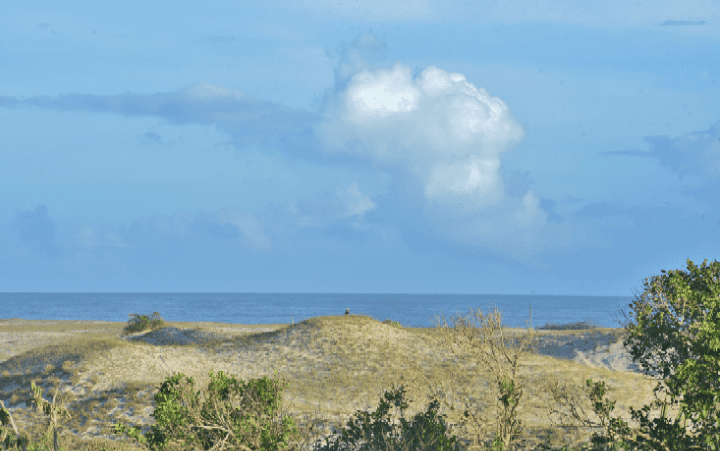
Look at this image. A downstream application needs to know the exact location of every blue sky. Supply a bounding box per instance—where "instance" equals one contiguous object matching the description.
[1,0,719,294]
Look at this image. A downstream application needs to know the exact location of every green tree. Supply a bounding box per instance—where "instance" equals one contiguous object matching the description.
[610,258,720,450]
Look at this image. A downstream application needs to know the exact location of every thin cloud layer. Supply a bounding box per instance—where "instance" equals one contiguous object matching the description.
[15,82,319,153]
[603,121,720,181]
[124,210,271,252]
[645,122,720,181]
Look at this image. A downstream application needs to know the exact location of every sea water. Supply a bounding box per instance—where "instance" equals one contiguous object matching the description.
[0,292,637,329]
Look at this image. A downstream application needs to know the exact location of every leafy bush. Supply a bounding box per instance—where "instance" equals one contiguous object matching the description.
[123,312,167,336]
[311,383,464,451]
[113,369,299,451]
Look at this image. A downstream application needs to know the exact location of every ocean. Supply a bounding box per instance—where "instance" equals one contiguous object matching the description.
[0,293,638,330]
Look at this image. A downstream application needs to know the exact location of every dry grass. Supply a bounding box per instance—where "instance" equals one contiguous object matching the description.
[0,307,700,451]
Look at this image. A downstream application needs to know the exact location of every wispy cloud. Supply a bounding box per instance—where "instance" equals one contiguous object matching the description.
[10,82,321,156]
[603,122,720,181]
[70,209,274,258]
[216,210,271,250]
[336,183,376,218]
[123,209,271,252]
[646,123,720,181]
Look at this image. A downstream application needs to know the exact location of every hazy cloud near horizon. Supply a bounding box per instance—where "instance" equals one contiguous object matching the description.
[1,0,719,293]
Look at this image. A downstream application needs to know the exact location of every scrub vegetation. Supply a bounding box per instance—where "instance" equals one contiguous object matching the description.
[1,259,719,451]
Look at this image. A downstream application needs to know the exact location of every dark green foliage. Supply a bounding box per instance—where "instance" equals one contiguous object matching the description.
[311,383,464,451]
[610,258,720,450]
[113,369,299,451]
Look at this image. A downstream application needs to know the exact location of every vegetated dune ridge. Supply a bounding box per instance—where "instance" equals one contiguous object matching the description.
[0,315,693,451]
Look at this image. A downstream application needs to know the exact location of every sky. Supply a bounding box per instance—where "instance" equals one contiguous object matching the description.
[1,0,719,294]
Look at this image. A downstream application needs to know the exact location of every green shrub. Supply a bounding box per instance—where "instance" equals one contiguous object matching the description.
[311,383,464,451]
[113,369,299,451]
[123,312,167,336]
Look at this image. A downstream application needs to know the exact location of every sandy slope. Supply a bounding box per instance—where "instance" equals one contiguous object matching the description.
[0,319,697,449]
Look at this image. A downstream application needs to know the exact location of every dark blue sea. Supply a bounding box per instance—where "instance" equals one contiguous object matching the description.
[0,293,638,329]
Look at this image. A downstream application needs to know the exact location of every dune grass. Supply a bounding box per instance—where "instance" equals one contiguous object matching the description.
[0,307,705,451]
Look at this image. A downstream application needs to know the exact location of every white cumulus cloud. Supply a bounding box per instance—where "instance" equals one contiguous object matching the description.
[319,64,525,159]
[315,62,525,207]
[314,61,572,268]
